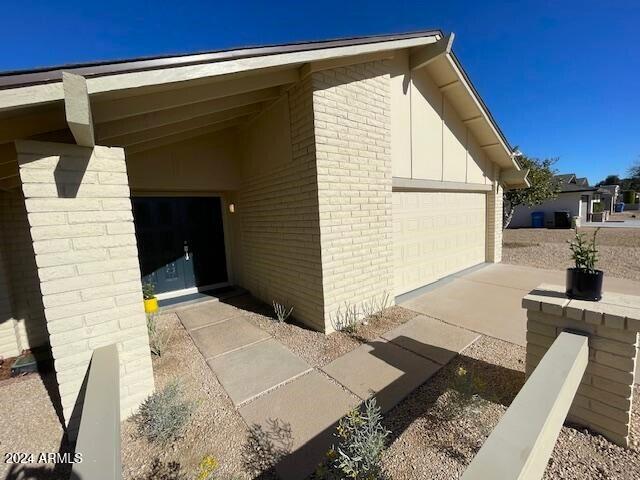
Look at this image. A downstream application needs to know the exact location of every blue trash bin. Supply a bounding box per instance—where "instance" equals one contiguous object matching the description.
[614,202,625,213]
[531,211,545,228]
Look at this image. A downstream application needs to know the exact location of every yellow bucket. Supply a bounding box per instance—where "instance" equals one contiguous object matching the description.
[144,298,159,313]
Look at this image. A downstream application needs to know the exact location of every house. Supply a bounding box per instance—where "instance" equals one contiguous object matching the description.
[597,184,620,213]
[509,173,599,227]
[0,31,528,425]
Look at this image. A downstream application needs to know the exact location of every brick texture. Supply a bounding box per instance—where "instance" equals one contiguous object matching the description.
[486,166,503,263]
[312,61,395,331]
[0,246,20,358]
[0,189,48,352]
[523,288,640,447]
[16,140,154,425]
[234,77,326,330]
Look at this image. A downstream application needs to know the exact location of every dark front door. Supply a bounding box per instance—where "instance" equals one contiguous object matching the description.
[132,197,228,295]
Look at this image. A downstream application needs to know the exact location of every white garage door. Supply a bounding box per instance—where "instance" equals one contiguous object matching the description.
[393,191,486,296]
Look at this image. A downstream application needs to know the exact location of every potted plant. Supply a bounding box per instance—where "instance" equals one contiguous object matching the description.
[566,228,603,301]
[143,283,159,313]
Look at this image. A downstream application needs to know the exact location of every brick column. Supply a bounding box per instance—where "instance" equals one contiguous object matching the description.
[486,167,503,263]
[312,61,395,332]
[0,247,20,358]
[15,140,154,426]
[523,284,639,447]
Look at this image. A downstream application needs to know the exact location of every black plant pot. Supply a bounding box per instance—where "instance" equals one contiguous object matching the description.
[566,268,604,301]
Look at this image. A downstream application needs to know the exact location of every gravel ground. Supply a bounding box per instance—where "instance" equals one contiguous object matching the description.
[503,227,640,281]
[121,312,250,480]
[0,372,69,480]
[381,336,640,480]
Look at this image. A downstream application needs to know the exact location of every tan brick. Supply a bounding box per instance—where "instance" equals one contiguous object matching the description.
[38,265,77,282]
[32,239,72,255]
[41,273,113,295]
[68,210,133,224]
[594,350,636,372]
[30,224,104,241]
[76,257,139,275]
[42,291,83,308]
[72,234,136,250]
[106,222,135,235]
[36,248,108,268]
[45,297,114,321]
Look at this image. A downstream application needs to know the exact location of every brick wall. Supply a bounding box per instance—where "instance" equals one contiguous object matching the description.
[234,78,326,330]
[311,61,395,331]
[16,140,154,425]
[0,189,48,352]
[0,245,20,358]
[486,165,503,262]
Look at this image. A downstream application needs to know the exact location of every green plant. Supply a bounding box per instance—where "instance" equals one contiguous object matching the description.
[195,455,219,480]
[503,154,561,228]
[135,380,193,444]
[330,302,360,333]
[142,282,156,300]
[592,202,604,213]
[147,313,172,357]
[272,301,293,323]
[360,292,391,323]
[318,397,390,480]
[568,228,600,273]
[623,190,637,204]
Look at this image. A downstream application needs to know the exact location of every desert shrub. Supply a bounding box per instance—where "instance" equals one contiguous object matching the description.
[147,313,172,357]
[318,397,390,480]
[330,302,360,333]
[135,458,185,480]
[360,292,391,321]
[142,282,156,300]
[242,419,292,476]
[135,380,193,444]
[272,301,293,323]
[195,455,219,480]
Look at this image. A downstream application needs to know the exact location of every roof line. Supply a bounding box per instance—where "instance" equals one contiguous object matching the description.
[0,30,442,89]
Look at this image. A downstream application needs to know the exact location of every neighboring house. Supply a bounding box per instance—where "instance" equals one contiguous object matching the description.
[509,173,599,227]
[597,184,620,213]
[0,31,528,424]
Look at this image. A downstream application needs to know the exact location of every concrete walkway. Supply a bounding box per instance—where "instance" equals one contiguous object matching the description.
[399,263,640,381]
[177,299,479,479]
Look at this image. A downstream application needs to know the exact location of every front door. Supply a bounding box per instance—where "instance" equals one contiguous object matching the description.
[132,197,228,295]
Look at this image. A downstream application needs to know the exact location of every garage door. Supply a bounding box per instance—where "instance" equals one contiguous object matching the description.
[393,191,486,296]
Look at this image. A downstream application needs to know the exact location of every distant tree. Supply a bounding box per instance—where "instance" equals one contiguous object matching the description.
[596,174,621,186]
[629,158,640,179]
[503,155,561,229]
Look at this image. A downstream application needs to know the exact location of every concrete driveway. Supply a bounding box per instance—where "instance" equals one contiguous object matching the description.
[399,263,640,381]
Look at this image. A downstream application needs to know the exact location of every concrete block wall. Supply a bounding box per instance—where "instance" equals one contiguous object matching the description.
[0,245,20,358]
[486,167,503,262]
[0,189,49,352]
[523,285,639,447]
[15,140,154,424]
[311,61,394,331]
[235,78,326,330]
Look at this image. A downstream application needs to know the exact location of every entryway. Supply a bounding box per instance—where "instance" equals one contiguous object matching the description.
[132,196,229,298]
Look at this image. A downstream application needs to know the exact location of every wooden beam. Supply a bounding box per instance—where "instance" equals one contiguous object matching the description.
[63,72,95,147]
[0,160,18,180]
[92,68,299,123]
[0,106,66,144]
[126,119,243,155]
[439,79,461,92]
[462,115,483,124]
[480,143,500,149]
[105,103,260,146]
[95,87,279,141]
[410,33,455,70]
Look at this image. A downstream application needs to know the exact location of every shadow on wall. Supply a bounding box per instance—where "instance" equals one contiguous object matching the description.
[240,334,525,479]
[0,189,65,423]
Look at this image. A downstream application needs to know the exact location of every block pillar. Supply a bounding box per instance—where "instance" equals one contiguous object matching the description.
[486,166,503,263]
[0,246,20,358]
[523,284,639,447]
[15,140,154,426]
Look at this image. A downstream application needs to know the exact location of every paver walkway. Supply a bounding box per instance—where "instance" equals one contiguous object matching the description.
[177,298,479,479]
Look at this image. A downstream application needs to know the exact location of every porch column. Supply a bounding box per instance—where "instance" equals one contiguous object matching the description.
[486,168,503,263]
[0,247,20,358]
[15,140,154,427]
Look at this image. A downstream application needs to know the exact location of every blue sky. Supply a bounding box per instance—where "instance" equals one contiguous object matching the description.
[2,1,639,184]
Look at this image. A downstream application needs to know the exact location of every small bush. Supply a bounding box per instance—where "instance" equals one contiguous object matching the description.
[568,228,600,272]
[242,419,292,476]
[318,397,390,480]
[135,380,193,444]
[147,313,172,357]
[272,301,293,323]
[330,302,360,333]
[142,282,156,300]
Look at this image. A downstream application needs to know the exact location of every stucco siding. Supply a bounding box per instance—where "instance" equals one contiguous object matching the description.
[312,61,394,331]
